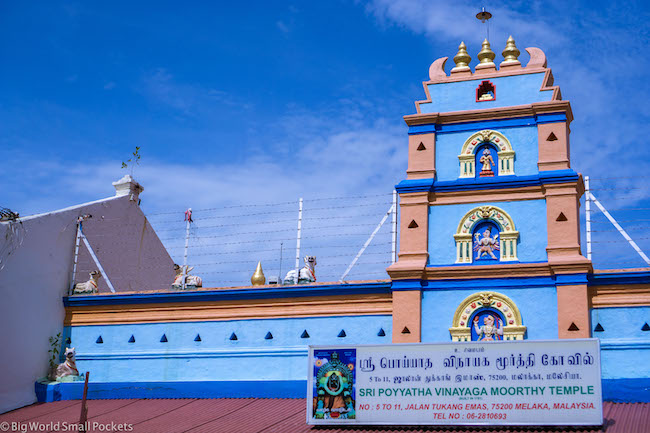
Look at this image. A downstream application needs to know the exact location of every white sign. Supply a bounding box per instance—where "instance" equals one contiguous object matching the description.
[307,339,602,426]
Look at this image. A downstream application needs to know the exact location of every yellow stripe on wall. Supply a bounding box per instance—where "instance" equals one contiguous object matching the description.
[65,293,393,326]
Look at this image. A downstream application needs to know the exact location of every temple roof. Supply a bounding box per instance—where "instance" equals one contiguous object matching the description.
[2,399,648,433]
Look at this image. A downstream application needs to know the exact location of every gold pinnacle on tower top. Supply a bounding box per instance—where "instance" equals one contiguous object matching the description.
[477,39,496,64]
[475,38,496,72]
[500,35,521,68]
[451,41,471,74]
[251,261,266,286]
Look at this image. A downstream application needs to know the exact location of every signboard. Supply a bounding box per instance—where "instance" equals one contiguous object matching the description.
[307,339,602,426]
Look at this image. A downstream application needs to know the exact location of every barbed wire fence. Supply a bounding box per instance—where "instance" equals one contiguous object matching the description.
[66,175,650,291]
[583,175,650,269]
[146,192,399,287]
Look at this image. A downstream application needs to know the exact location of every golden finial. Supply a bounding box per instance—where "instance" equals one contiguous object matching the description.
[477,39,496,64]
[500,36,521,68]
[451,42,471,74]
[475,38,496,72]
[251,261,266,286]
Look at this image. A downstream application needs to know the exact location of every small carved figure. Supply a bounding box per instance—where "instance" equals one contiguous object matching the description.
[479,148,495,176]
[73,270,101,294]
[173,264,203,289]
[49,347,79,381]
[284,256,317,285]
[474,228,499,259]
[473,315,503,341]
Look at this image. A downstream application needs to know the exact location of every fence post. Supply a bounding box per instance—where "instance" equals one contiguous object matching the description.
[391,190,398,264]
[182,208,192,290]
[585,176,592,261]
[294,198,303,284]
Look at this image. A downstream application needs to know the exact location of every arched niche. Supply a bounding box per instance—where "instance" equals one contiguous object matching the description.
[453,205,519,264]
[449,291,526,342]
[458,130,515,178]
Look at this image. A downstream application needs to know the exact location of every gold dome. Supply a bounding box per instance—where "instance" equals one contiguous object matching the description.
[251,261,266,286]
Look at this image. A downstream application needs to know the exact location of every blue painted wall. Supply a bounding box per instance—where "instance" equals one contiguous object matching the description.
[428,200,548,265]
[421,286,558,341]
[64,315,391,382]
[419,73,552,114]
[591,307,650,380]
[436,125,539,182]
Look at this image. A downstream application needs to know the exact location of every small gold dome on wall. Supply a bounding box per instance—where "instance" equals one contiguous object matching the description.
[251,261,266,286]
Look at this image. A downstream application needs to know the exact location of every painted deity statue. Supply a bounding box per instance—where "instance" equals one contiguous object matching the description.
[473,314,503,341]
[479,148,495,176]
[474,227,500,259]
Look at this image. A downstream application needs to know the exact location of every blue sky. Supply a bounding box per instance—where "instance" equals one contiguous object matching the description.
[2,0,649,281]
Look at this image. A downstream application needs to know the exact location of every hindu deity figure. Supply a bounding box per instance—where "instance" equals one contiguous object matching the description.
[479,148,495,176]
[473,314,503,341]
[474,227,500,259]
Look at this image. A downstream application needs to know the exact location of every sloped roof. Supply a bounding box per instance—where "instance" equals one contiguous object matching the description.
[1,399,648,433]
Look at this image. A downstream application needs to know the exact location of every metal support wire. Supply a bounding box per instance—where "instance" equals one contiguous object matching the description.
[340,203,395,282]
[587,190,650,266]
[79,223,116,293]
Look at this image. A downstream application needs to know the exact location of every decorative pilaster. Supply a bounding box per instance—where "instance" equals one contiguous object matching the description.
[498,150,515,175]
[386,192,429,279]
[499,232,519,261]
[453,234,472,263]
[392,289,422,343]
[557,284,591,339]
[407,133,436,179]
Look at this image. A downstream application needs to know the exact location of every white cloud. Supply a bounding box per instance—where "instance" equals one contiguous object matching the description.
[7,108,405,285]
[276,20,290,34]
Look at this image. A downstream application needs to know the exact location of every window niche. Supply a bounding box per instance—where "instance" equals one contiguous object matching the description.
[476,80,495,102]
[458,130,515,179]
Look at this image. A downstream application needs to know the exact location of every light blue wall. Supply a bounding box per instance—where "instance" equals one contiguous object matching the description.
[435,125,539,181]
[591,307,650,379]
[428,200,548,265]
[421,286,558,341]
[64,315,391,382]
[419,73,551,114]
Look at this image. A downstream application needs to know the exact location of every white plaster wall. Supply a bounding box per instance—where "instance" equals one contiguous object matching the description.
[0,194,174,413]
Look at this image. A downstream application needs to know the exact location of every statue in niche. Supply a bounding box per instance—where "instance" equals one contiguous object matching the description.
[474,226,499,260]
[479,148,496,177]
[473,314,503,341]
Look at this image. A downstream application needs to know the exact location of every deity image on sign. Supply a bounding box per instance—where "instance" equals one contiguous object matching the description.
[479,147,496,177]
[312,350,356,420]
[472,312,504,341]
[473,224,500,260]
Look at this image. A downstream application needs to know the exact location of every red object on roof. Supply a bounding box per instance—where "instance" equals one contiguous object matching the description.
[1,399,648,433]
